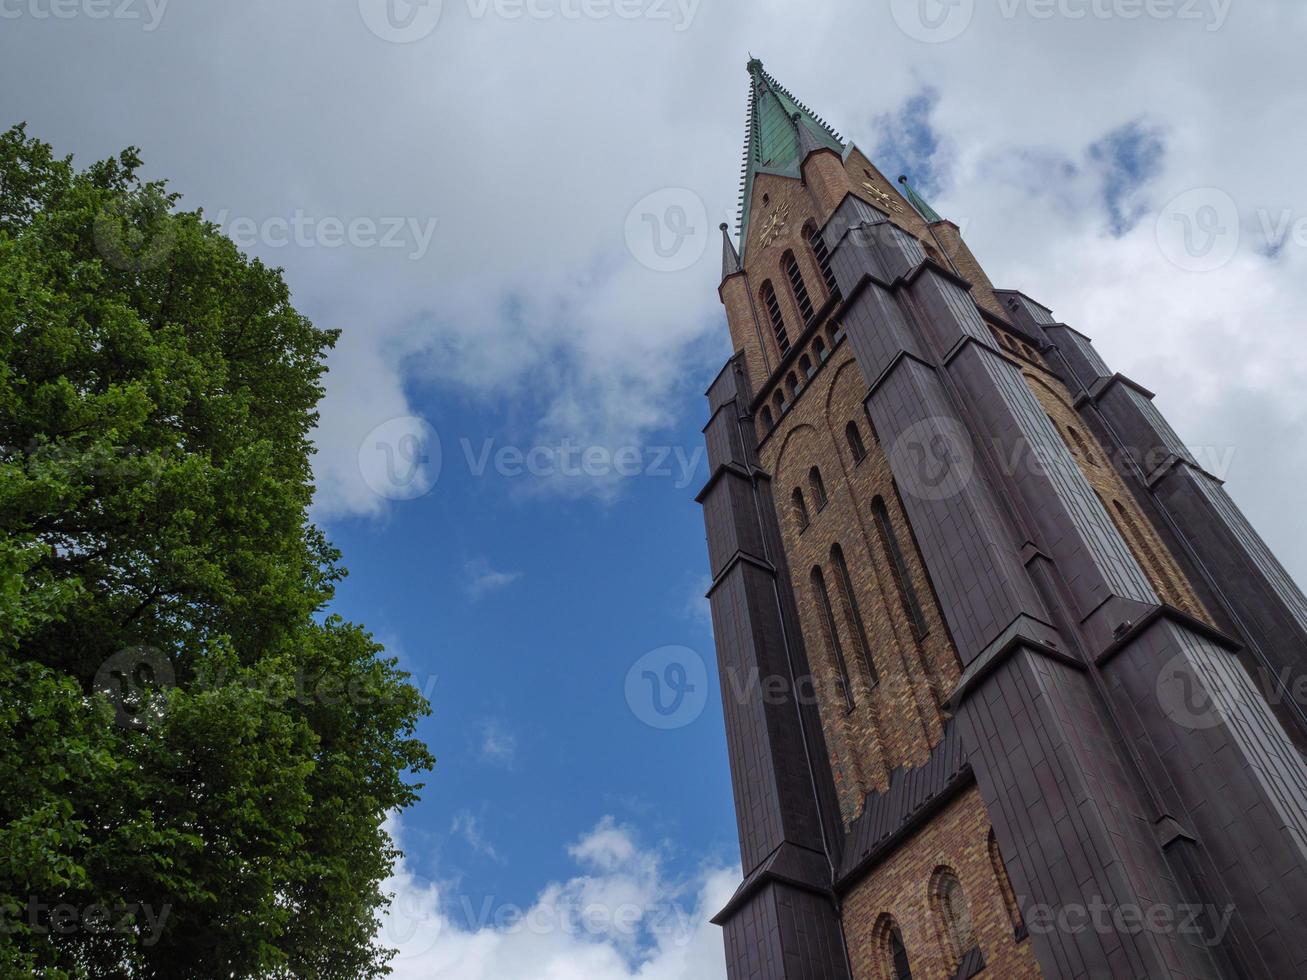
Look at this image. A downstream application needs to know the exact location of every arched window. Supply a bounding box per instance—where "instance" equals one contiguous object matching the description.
[760,405,774,429]
[831,544,877,685]
[799,353,813,379]
[827,321,841,346]
[811,566,854,709]
[805,221,840,299]
[783,250,815,325]
[846,421,867,463]
[873,496,929,641]
[787,371,800,399]
[791,488,810,531]
[1067,425,1098,465]
[762,280,790,355]
[930,868,977,965]
[989,830,1025,939]
[889,926,913,980]
[813,336,827,361]
[875,914,914,980]
[808,466,828,510]
[1112,498,1182,602]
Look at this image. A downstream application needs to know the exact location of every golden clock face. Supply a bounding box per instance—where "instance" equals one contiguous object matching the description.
[759,200,792,249]
[861,180,905,214]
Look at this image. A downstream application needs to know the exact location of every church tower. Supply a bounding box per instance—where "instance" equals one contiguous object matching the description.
[698,59,1307,980]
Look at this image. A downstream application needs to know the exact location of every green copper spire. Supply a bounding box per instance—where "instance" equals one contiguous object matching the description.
[898,174,943,223]
[737,59,845,258]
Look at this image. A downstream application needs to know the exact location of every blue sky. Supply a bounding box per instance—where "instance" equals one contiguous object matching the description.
[327,371,738,915]
[4,1,1307,975]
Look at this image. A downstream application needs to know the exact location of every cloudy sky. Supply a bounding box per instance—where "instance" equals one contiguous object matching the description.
[4,0,1306,975]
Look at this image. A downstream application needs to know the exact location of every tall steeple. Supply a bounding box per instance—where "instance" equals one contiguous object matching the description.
[898,173,943,223]
[719,222,741,281]
[736,59,844,257]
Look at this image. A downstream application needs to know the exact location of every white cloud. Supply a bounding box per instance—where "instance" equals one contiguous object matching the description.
[475,718,519,768]
[8,4,1305,585]
[378,814,736,980]
[451,810,506,864]
[465,558,524,601]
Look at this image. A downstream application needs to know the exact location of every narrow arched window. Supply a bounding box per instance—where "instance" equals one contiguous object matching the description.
[873,496,929,641]
[931,868,977,965]
[808,466,827,509]
[792,488,810,530]
[889,926,913,980]
[799,353,813,379]
[805,221,840,300]
[811,566,854,709]
[813,336,827,361]
[1113,498,1182,602]
[760,405,774,429]
[831,544,877,685]
[783,250,815,325]
[772,389,785,415]
[787,371,800,399]
[1068,426,1098,465]
[990,830,1025,939]
[762,280,790,355]
[846,421,867,463]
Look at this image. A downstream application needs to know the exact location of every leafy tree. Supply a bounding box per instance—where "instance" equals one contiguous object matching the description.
[0,124,434,978]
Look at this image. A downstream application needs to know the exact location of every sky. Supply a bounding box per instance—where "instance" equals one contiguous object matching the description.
[4,1,1307,976]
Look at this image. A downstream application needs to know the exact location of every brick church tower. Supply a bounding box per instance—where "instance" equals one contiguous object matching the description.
[697,59,1307,979]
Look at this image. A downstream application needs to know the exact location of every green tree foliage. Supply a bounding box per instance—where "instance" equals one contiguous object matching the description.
[0,124,434,978]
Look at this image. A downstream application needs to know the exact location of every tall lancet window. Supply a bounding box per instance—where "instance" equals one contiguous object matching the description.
[831,543,877,685]
[783,250,815,325]
[761,280,789,355]
[806,221,840,299]
[930,868,978,967]
[811,566,854,708]
[873,495,929,641]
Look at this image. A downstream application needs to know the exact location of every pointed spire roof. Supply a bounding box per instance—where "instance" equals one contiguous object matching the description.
[736,59,845,258]
[898,174,943,224]
[719,222,742,280]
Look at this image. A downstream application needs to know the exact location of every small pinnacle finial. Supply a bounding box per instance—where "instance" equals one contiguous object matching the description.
[719,222,729,231]
[898,175,909,184]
